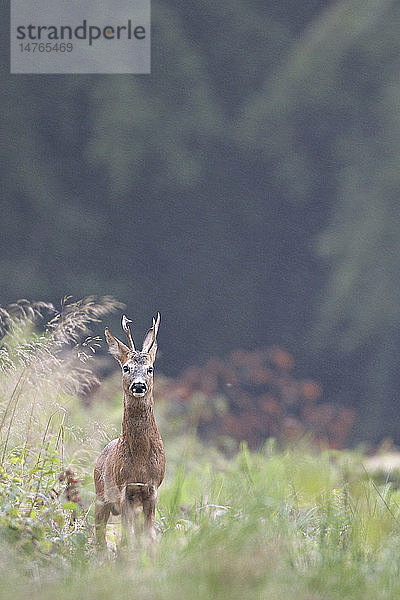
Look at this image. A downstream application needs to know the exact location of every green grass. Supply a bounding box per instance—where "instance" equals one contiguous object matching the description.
[2,432,400,600]
[1,301,400,599]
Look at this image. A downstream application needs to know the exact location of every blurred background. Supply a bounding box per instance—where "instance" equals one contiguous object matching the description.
[2,0,400,446]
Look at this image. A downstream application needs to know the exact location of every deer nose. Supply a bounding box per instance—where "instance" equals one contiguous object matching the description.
[130,381,147,395]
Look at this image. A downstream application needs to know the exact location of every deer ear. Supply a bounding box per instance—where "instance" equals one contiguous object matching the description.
[153,312,161,338]
[105,328,130,365]
[142,313,160,361]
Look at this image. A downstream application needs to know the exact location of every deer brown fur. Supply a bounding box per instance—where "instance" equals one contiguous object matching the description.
[94,314,165,546]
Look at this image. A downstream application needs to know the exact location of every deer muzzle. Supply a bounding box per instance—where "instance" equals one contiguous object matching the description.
[130,381,147,396]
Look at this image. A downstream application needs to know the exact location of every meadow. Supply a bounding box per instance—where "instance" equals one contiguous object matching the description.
[0,299,400,600]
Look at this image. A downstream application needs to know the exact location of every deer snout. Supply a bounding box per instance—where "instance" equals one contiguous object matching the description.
[130,381,147,396]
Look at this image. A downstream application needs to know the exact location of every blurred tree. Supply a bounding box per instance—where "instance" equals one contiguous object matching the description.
[4,0,400,445]
[239,0,400,442]
[1,1,298,371]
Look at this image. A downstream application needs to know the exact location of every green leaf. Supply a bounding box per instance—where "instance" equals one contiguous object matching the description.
[62,501,78,511]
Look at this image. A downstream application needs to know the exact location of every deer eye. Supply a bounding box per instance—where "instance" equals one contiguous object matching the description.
[123,365,130,373]
[147,367,153,374]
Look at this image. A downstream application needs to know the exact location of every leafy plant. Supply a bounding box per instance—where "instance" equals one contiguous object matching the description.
[161,348,356,450]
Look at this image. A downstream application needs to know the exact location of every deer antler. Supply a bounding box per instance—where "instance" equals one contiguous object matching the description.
[121,315,135,351]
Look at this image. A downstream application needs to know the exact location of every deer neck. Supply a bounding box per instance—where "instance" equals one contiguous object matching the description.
[121,392,157,451]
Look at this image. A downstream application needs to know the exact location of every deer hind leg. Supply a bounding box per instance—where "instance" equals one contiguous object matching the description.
[94,500,111,548]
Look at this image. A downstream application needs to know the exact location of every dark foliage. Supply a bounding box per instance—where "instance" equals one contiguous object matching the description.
[163,348,356,450]
[2,0,400,443]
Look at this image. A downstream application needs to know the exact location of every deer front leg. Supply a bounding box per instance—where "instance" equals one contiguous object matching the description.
[121,484,141,547]
[95,500,111,548]
[143,484,157,542]
[120,504,135,547]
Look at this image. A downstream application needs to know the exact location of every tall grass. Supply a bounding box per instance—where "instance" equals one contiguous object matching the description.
[0,298,400,599]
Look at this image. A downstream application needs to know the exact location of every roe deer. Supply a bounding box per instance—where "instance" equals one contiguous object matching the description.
[94,314,165,546]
